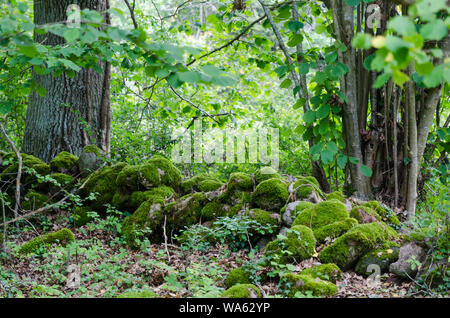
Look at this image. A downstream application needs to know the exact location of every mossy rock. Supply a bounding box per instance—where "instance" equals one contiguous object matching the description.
[0,153,50,184]
[72,206,95,227]
[50,151,79,173]
[121,196,165,247]
[19,228,75,254]
[201,202,229,221]
[218,189,252,206]
[355,244,400,277]
[279,273,338,297]
[116,164,161,192]
[164,192,207,232]
[111,192,131,210]
[265,225,316,264]
[116,289,158,298]
[362,201,401,227]
[21,191,50,211]
[254,166,281,184]
[326,191,344,202]
[227,172,253,193]
[198,179,223,192]
[251,178,289,212]
[314,218,358,243]
[78,145,104,176]
[146,154,182,189]
[83,144,102,155]
[82,163,126,211]
[181,174,220,193]
[292,200,349,231]
[222,284,261,298]
[293,201,316,218]
[224,267,252,288]
[127,186,175,209]
[319,222,399,270]
[281,201,315,227]
[293,176,323,200]
[300,264,342,284]
[350,205,380,224]
[50,173,75,187]
[244,208,280,234]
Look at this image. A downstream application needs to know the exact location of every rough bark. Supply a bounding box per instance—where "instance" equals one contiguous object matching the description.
[23,0,111,162]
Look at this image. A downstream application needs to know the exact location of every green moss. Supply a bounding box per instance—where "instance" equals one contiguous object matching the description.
[292,201,315,219]
[314,218,358,243]
[82,163,126,211]
[83,144,101,155]
[72,206,94,227]
[224,267,252,288]
[254,166,281,184]
[245,209,279,229]
[300,264,342,284]
[112,192,131,210]
[222,284,261,298]
[355,244,400,277]
[116,164,161,192]
[19,228,75,254]
[362,201,401,227]
[227,172,253,193]
[116,289,158,298]
[201,202,228,221]
[350,205,380,223]
[293,176,323,200]
[279,273,338,297]
[165,192,207,232]
[21,191,50,210]
[265,225,316,264]
[50,151,79,172]
[128,186,175,209]
[50,173,75,186]
[251,178,289,212]
[218,190,252,206]
[326,191,344,202]
[147,154,182,189]
[319,222,399,269]
[198,179,223,192]
[292,200,349,230]
[121,196,165,247]
[1,153,50,183]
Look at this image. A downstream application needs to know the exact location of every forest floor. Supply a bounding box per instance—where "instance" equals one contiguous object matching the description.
[0,214,430,298]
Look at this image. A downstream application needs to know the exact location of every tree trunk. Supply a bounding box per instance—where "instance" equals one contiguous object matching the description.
[331,0,371,199]
[23,0,111,162]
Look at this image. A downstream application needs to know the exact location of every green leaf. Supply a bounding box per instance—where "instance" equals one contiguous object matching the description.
[385,35,412,52]
[373,72,392,89]
[420,20,448,41]
[415,61,434,75]
[287,33,303,47]
[316,104,330,120]
[293,98,306,109]
[298,62,309,75]
[392,70,410,87]
[37,86,47,97]
[423,64,444,88]
[288,21,304,33]
[63,28,80,43]
[388,16,416,37]
[346,0,362,6]
[325,51,338,63]
[361,165,373,177]
[303,110,316,124]
[178,71,201,83]
[352,33,371,49]
[321,150,333,165]
[280,78,292,88]
[337,154,348,169]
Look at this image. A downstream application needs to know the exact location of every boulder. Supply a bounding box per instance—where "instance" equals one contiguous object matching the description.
[389,242,426,279]
[251,178,289,212]
[279,273,338,297]
[222,284,260,298]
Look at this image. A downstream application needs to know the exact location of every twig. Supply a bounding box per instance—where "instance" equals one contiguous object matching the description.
[163,215,171,262]
[1,197,6,253]
[0,120,21,219]
[123,0,138,29]
[2,168,96,226]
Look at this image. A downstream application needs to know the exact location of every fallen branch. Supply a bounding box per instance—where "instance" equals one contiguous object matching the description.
[0,120,21,219]
[163,215,171,262]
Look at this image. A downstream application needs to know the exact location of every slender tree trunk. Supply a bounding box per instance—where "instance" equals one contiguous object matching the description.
[23,0,111,162]
[331,0,371,199]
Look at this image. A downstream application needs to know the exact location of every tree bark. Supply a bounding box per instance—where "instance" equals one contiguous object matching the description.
[23,0,111,162]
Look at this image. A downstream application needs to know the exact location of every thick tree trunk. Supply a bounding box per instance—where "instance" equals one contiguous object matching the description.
[23,0,111,162]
